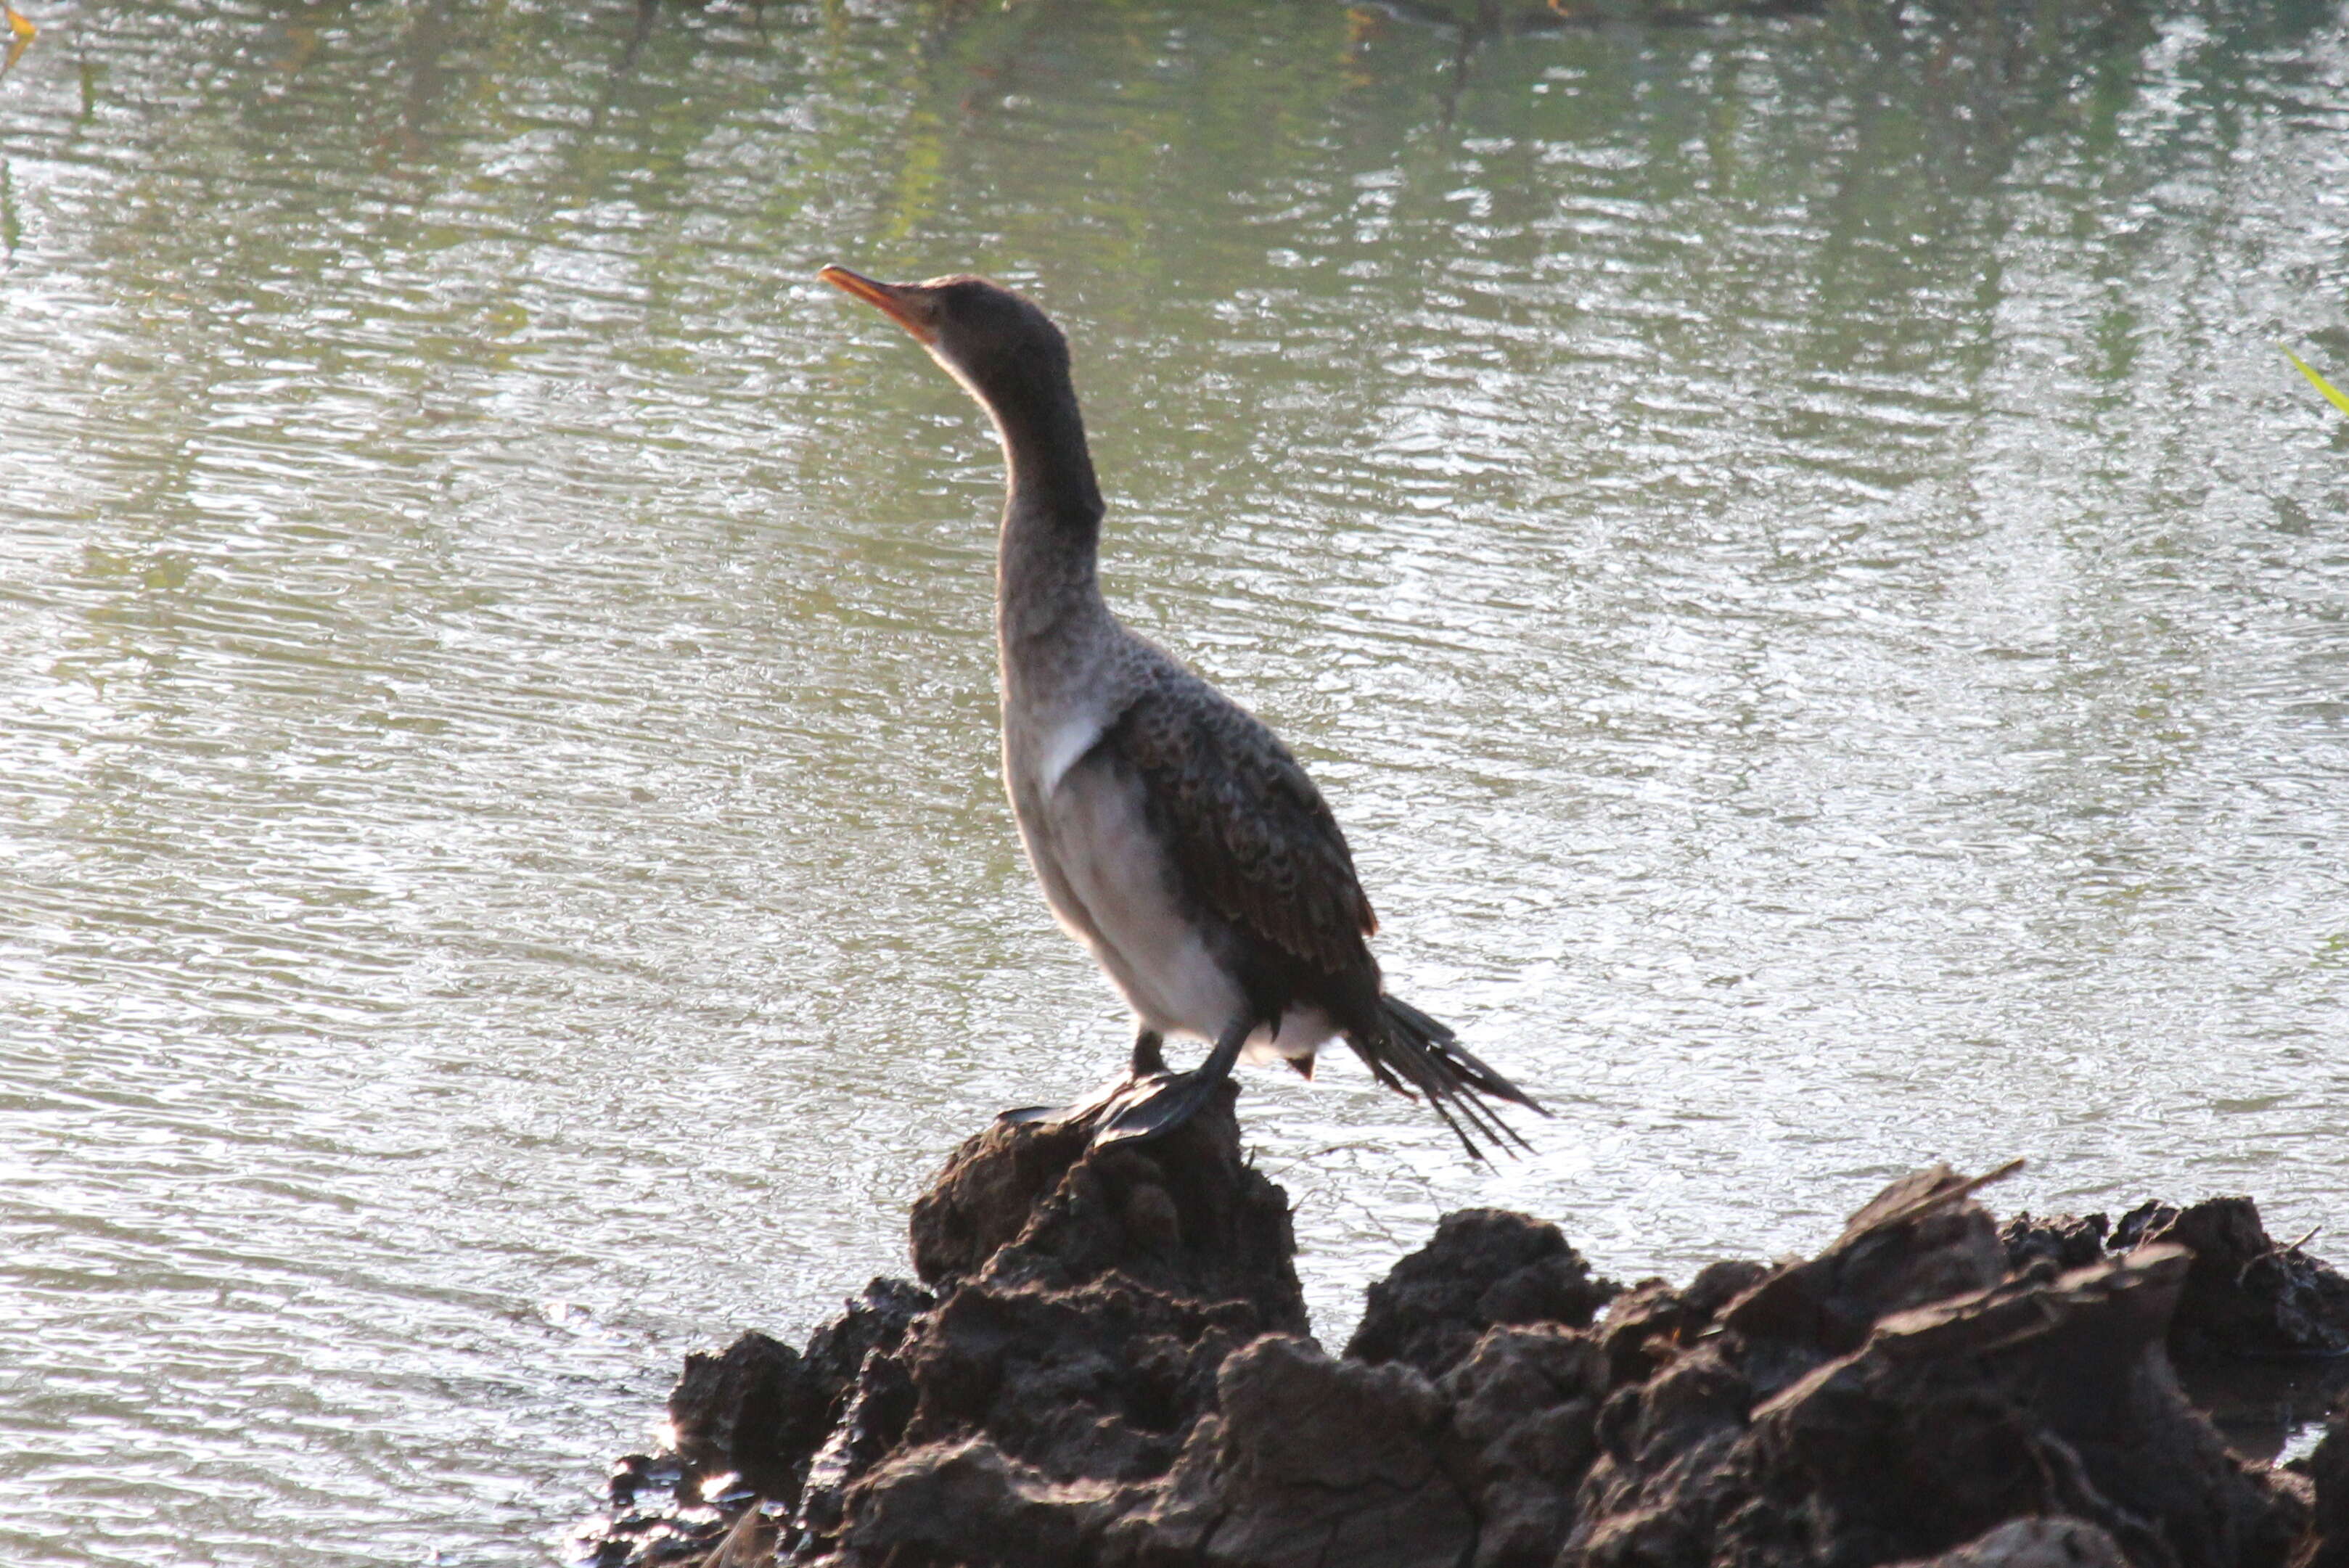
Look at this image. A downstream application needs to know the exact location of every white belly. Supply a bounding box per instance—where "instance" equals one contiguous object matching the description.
[1022,752,1337,1062]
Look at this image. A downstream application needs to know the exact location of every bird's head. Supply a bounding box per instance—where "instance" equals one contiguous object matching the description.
[819,266,1071,415]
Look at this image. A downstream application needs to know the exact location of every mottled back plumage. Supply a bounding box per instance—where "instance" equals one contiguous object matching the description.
[1096,666,1377,980]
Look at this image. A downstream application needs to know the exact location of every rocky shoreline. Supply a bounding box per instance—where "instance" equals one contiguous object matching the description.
[581,1089,2349,1567]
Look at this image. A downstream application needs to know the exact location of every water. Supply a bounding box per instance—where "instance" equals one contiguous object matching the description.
[1,0,2345,1559]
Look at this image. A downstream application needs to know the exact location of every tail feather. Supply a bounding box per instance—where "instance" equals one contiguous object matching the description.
[1351,996,1548,1162]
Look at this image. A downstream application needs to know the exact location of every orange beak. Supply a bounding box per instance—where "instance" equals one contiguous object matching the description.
[819,265,938,344]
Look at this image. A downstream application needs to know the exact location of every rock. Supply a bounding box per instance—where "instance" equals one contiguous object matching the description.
[2113,1197,2349,1360]
[909,1115,1095,1286]
[1440,1323,1608,1567]
[911,1083,1305,1331]
[1101,1335,1474,1568]
[1722,1164,2012,1363]
[800,1277,937,1409]
[1344,1207,1618,1379]
[1760,1246,2295,1567]
[2001,1212,2112,1277]
[890,1273,1271,1486]
[1569,1202,2309,1568]
[667,1329,811,1503]
[1888,1516,2131,1568]
[790,1331,919,1542]
[808,1093,1306,1562]
[586,1129,2343,1568]
[2292,1410,2349,1568]
[882,1091,1304,1485]
[1595,1259,1771,1389]
[665,1277,938,1512]
[2007,1198,2349,1362]
[835,1438,1118,1568]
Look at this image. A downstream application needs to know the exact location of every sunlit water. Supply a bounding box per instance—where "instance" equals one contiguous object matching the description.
[2,0,2347,1560]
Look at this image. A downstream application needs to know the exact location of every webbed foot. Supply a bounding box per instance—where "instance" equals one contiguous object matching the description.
[1000,1019,1253,1148]
[997,1074,1130,1128]
[1001,1066,1225,1146]
[1088,1066,1229,1149]
[1089,1016,1252,1149]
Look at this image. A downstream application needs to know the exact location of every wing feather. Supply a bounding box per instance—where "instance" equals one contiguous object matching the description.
[1094,672,1375,978]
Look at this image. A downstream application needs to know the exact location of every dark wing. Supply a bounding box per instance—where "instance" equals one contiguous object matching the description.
[1098,671,1376,979]
[1093,668,1547,1162]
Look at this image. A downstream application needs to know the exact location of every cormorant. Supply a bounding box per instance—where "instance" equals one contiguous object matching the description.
[820,265,1541,1159]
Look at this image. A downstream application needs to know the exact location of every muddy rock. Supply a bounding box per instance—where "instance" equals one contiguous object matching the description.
[665,1329,808,1503]
[835,1439,1118,1568]
[587,1120,2349,1568]
[1344,1207,1618,1379]
[1759,1247,2293,1566]
[1890,1516,2131,1568]
[1102,1334,1474,1568]
[1722,1165,2012,1364]
[911,1085,1304,1331]
[1569,1182,2310,1568]
[2001,1211,2114,1277]
[2115,1198,2349,1361]
[908,1115,1096,1286]
[816,1089,1307,1564]
[2003,1197,2349,1363]
[1441,1323,1610,1567]
[1595,1260,1774,1388]
[2298,1413,2349,1568]
[658,1276,933,1516]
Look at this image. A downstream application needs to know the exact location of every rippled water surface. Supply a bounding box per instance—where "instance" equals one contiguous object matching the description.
[4,0,2348,1559]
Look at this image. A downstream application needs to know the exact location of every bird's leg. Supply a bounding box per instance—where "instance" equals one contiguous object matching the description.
[1131,1029,1167,1078]
[1091,1014,1255,1149]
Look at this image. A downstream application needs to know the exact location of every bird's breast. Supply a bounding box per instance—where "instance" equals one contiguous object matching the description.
[1017,744,1246,1041]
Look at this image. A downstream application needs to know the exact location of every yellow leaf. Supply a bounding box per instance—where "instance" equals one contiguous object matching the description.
[2281,344,2349,421]
[0,4,30,82]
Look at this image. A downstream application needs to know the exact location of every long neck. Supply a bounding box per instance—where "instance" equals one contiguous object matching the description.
[980,369,1107,651]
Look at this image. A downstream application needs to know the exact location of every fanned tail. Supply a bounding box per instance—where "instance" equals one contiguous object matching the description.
[1350,996,1548,1162]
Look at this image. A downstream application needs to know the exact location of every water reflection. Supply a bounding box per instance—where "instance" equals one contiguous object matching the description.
[1,0,2345,1561]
